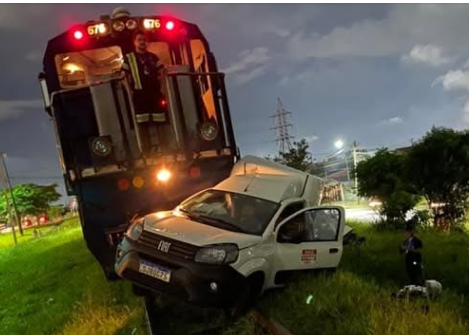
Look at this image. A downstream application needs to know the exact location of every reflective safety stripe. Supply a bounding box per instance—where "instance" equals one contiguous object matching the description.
[126,52,143,90]
[151,113,166,122]
[136,113,150,123]
[156,59,164,69]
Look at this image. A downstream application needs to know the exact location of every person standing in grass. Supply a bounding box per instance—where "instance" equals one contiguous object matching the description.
[399,225,424,286]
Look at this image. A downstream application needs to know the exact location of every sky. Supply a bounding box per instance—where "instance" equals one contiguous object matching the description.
[1,3,469,199]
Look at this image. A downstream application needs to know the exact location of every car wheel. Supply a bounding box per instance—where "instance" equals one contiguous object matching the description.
[132,284,150,297]
[225,275,263,320]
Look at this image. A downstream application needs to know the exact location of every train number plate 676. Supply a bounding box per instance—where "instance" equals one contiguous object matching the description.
[138,260,171,283]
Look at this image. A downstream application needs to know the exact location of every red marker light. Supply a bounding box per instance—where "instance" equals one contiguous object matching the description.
[73,30,84,40]
[160,98,167,107]
[165,21,175,31]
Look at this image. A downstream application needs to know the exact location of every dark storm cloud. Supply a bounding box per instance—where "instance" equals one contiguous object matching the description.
[0,3,468,198]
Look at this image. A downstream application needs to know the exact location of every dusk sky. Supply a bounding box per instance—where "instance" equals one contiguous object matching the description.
[1,3,469,199]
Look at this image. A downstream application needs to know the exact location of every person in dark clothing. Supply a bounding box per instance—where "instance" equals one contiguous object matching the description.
[122,30,168,157]
[399,226,424,286]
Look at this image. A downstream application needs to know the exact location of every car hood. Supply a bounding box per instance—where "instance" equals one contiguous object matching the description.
[142,212,262,249]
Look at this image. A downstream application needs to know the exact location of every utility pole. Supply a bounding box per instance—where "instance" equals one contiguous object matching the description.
[352,141,359,202]
[0,160,17,245]
[0,152,23,235]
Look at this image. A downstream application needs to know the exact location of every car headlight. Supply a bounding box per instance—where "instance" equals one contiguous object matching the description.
[195,244,239,265]
[126,218,144,241]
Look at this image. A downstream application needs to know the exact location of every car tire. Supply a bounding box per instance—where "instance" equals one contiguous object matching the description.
[225,274,263,320]
[132,284,150,297]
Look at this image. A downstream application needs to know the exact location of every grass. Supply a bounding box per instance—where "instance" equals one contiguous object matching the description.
[0,218,147,335]
[254,222,469,335]
[0,218,468,335]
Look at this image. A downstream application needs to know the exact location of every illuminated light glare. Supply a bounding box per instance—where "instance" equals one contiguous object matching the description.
[165,21,175,30]
[189,166,201,179]
[98,23,107,34]
[143,19,153,29]
[132,176,145,189]
[113,21,125,32]
[155,212,166,219]
[334,139,344,149]
[118,178,130,191]
[156,169,171,182]
[369,200,382,207]
[63,63,82,74]
[126,19,137,30]
[160,99,167,107]
[73,30,84,40]
[63,56,70,61]
[306,295,314,304]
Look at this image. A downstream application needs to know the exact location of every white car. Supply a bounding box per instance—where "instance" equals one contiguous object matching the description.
[115,156,349,315]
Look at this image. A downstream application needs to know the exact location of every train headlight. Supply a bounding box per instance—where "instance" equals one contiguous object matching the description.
[113,21,125,32]
[91,137,113,157]
[126,19,137,30]
[199,122,218,141]
[156,169,171,182]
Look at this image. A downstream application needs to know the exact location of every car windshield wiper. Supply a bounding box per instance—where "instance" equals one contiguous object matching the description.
[179,208,244,233]
[197,214,244,233]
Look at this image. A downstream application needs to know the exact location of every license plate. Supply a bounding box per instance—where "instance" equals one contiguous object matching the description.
[138,260,171,283]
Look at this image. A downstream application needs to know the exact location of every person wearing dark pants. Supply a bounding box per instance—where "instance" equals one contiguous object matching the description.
[399,226,424,286]
[122,30,168,157]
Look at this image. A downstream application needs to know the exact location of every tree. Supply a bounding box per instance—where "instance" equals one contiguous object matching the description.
[0,184,61,222]
[267,139,312,172]
[406,127,469,229]
[356,148,419,225]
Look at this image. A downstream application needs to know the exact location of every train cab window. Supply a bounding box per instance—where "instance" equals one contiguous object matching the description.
[146,42,172,66]
[55,46,123,88]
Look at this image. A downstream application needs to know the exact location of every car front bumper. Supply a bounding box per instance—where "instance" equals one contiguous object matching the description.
[115,237,247,308]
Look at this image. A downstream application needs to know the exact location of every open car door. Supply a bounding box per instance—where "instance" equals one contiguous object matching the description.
[274,206,345,280]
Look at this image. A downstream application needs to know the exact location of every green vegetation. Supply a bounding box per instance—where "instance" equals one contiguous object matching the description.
[356,127,469,230]
[1,219,468,335]
[256,223,469,335]
[0,218,147,335]
[355,148,419,225]
[266,139,312,172]
[0,183,62,223]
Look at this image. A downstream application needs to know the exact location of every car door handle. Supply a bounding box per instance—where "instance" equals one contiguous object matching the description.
[329,248,339,254]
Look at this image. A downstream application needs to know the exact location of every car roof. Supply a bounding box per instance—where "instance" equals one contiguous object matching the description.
[213,155,323,203]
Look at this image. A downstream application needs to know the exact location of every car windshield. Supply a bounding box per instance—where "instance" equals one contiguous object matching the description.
[178,190,278,235]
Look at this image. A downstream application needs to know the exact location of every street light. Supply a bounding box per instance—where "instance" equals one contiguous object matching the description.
[334,139,344,149]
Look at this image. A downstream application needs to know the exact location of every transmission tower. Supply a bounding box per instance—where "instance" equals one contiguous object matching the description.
[270,97,294,154]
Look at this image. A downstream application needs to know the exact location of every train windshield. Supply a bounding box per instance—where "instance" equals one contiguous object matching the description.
[54,42,173,89]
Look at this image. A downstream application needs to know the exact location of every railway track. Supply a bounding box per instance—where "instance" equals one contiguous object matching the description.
[143,295,294,335]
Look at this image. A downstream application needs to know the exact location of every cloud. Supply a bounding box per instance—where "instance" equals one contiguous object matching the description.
[286,5,469,61]
[377,116,404,126]
[223,47,272,85]
[433,67,469,125]
[0,4,50,29]
[0,99,43,121]
[388,116,403,124]
[303,135,320,143]
[433,69,469,91]
[401,44,451,67]
[224,47,271,74]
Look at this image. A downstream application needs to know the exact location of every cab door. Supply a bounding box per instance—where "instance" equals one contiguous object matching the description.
[273,206,345,281]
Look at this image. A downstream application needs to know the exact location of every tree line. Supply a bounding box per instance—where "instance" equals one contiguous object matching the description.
[0,183,62,225]
[355,127,469,230]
